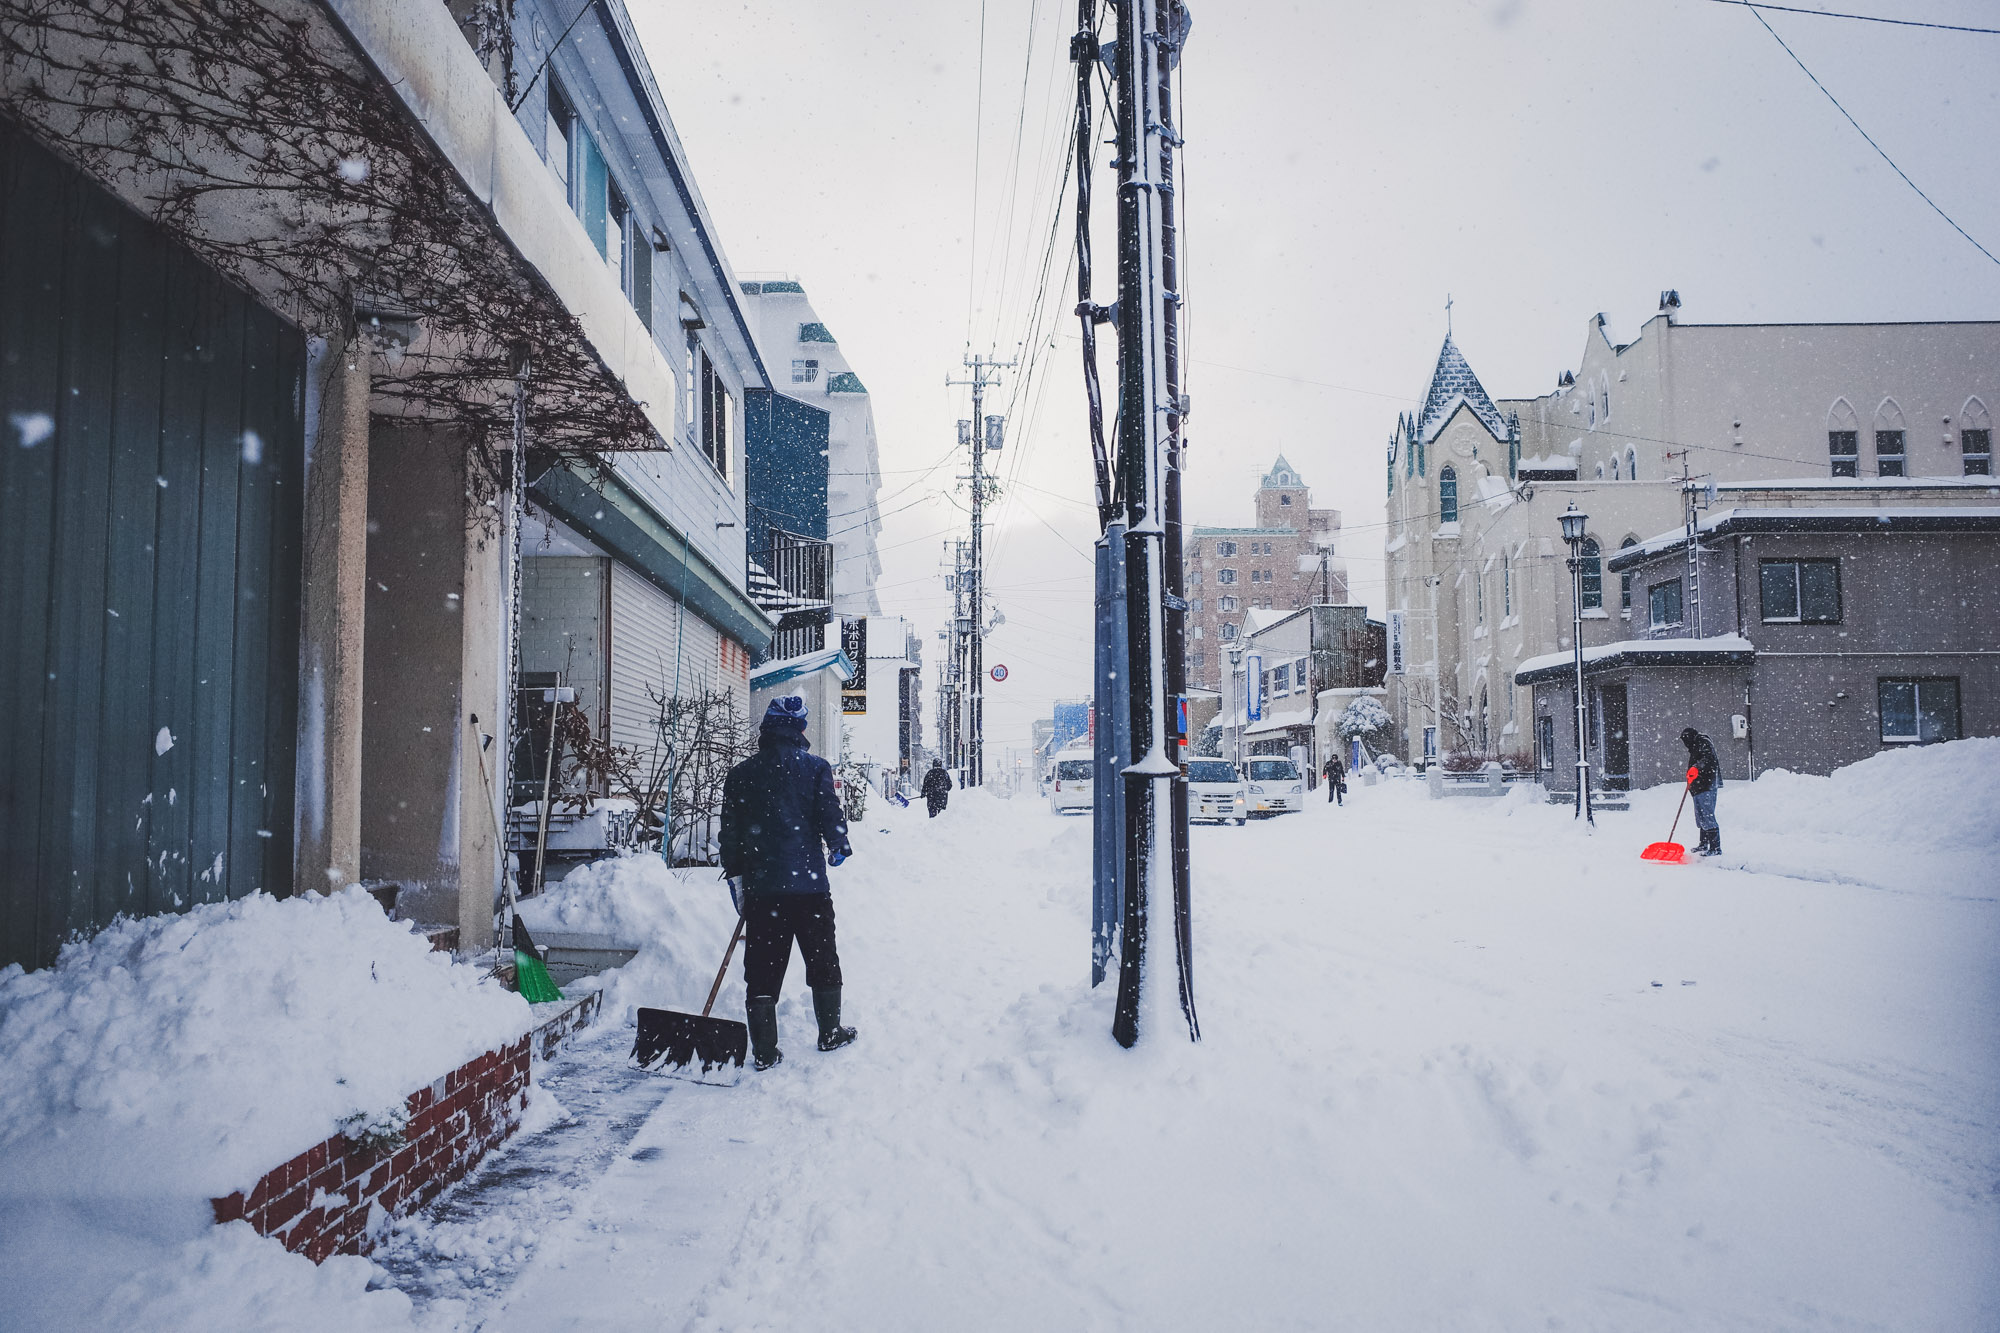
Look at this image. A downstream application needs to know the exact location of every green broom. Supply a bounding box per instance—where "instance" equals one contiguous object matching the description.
[512,914,564,1004]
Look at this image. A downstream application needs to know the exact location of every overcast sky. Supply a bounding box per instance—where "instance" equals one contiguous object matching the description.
[632,0,2000,756]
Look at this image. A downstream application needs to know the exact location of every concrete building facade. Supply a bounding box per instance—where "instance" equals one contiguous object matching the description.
[1381,297,2000,775]
[1184,455,1345,690]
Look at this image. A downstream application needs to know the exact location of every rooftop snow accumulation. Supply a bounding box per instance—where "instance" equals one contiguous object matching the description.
[1515,634,1754,685]
[1515,453,1577,474]
[1245,705,1313,736]
[1610,507,2000,570]
[0,888,531,1202]
[1417,336,1511,443]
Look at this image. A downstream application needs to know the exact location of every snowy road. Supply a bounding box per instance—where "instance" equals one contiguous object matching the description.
[408,760,1999,1331]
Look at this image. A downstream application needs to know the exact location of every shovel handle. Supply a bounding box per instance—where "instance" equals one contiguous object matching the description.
[701,915,746,1018]
[1663,777,1692,845]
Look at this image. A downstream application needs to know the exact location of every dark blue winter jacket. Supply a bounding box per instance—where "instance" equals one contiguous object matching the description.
[719,721,852,896]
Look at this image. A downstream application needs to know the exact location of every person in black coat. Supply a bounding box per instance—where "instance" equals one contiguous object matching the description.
[1322,754,1347,806]
[1680,726,1723,856]
[920,758,952,818]
[720,695,856,1069]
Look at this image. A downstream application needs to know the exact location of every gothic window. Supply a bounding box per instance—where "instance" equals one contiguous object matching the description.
[1618,536,1638,616]
[1875,398,1907,477]
[1962,397,1991,476]
[1580,537,1602,610]
[1438,465,1458,524]
[1828,398,1859,478]
[1626,446,1638,481]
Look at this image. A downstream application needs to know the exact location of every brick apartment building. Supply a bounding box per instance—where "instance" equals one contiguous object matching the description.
[1183,455,1345,690]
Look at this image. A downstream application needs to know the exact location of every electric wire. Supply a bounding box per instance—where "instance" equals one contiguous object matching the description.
[1702,0,2000,34]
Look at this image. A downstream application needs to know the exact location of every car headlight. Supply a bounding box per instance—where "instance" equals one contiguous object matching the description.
[1233,793,1244,803]
[1291,784,1302,794]
[1249,784,1265,795]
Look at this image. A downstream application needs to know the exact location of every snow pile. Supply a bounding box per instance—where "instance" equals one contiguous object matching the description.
[516,854,740,1026]
[0,887,531,1199]
[1735,736,2000,854]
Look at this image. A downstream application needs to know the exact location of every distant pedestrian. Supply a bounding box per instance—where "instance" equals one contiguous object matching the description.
[921,758,952,818]
[1322,754,1347,806]
[1680,726,1722,856]
[720,695,857,1070]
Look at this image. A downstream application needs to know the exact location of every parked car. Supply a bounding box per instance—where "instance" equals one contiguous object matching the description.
[1245,756,1304,816]
[1186,759,1248,825]
[1048,749,1095,815]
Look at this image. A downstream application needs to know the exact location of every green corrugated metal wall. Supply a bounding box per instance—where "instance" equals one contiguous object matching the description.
[0,123,304,971]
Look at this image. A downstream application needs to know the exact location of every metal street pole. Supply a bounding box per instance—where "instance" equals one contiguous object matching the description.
[1560,502,1593,825]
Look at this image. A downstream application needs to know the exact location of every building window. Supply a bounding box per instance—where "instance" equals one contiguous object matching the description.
[792,358,820,384]
[1502,556,1512,617]
[698,349,731,479]
[546,81,573,190]
[1608,455,1619,481]
[1217,569,1237,585]
[1190,572,1202,587]
[1280,494,1292,506]
[1878,678,1960,744]
[1221,623,1237,641]
[1649,578,1683,628]
[1618,536,1638,616]
[1580,537,1602,610]
[1829,430,1859,478]
[1193,625,1203,640]
[1475,570,1485,623]
[1626,447,1638,480]
[1294,660,1308,688]
[606,182,629,296]
[1438,465,1458,524]
[1759,559,1841,623]
[1537,715,1555,770]
[1192,598,1203,612]
[1875,429,1906,477]
[1219,596,1238,611]
[1964,428,1992,476]
[1191,652,1205,670]
[1216,541,1236,557]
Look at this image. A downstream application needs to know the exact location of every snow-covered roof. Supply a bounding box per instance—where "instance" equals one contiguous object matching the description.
[1242,606,1298,636]
[746,558,831,616]
[1245,705,1313,737]
[1609,506,2000,571]
[1515,453,1577,475]
[750,645,856,690]
[1514,634,1755,686]
[1417,336,1511,444]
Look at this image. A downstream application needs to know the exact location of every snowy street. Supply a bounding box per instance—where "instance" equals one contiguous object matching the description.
[397,746,1999,1331]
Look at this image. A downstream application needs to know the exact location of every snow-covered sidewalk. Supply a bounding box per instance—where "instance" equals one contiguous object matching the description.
[425,741,1998,1331]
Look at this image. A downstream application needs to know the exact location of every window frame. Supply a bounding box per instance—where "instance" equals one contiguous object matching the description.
[1580,537,1602,610]
[1758,558,1842,625]
[1963,427,1992,477]
[1874,428,1906,478]
[1217,568,1237,585]
[1216,541,1237,557]
[697,348,731,481]
[1648,577,1683,629]
[1829,429,1859,478]
[1438,465,1458,525]
[1877,677,1961,745]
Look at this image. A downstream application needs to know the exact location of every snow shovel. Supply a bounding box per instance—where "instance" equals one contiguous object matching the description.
[1641,772,1695,864]
[632,916,747,1081]
[513,915,565,1003]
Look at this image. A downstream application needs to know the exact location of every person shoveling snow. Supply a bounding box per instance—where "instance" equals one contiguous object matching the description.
[1681,725,1723,856]
[719,695,858,1069]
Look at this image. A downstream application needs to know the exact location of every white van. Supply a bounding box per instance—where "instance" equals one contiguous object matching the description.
[1245,755,1304,816]
[1185,758,1248,825]
[1048,749,1095,815]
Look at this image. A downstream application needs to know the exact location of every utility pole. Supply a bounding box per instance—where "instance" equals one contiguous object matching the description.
[1086,0,1197,1047]
[947,355,1014,788]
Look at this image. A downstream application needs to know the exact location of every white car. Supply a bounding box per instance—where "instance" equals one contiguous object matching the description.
[1186,758,1248,825]
[1048,751,1095,815]
[1245,756,1305,816]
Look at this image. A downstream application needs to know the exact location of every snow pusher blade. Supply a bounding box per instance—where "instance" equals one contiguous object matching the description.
[631,916,747,1083]
[1640,841,1687,864]
[512,915,564,1004]
[632,1008,747,1078]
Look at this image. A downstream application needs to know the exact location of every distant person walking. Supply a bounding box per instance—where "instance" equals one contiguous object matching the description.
[720,695,857,1070]
[1322,753,1347,806]
[1681,726,1722,856]
[921,758,952,818]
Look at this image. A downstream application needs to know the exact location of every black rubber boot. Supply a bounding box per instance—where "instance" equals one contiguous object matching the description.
[813,986,857,1052]
[1708,830,1722,856]
[746,996,783,1070]
[1698,829,1718,856]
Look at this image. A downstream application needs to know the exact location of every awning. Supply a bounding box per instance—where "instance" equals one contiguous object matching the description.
[1514,634,1755,686]
[751,646,857,691]
[1244,705,1312,738]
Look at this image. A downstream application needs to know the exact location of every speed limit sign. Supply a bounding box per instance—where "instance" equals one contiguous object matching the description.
[990,664,1008,682]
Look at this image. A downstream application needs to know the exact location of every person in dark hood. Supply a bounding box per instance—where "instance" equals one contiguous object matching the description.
[720,695,856,1069]
[1322,753,1347,805]
[1680,726,1722,856]
[920,758,953,818]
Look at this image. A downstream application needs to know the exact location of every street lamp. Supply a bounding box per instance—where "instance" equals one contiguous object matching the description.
[1558,502,1594,825]
[1226,642,1245,768]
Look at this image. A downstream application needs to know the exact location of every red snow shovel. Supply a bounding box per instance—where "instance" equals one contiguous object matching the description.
[1641,769,1697,864]
[632,916,747,1082]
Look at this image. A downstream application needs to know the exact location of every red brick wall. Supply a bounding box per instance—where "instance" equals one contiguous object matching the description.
[212,1035,531,1263]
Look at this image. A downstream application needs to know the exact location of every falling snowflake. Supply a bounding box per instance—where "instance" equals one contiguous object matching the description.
[242,430,263,464]
[335,156,370,183]
[11,411,53,448]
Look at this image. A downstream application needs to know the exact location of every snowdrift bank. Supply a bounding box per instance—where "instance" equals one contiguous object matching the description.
[516,855,741,1027]
[0,886,531,1200]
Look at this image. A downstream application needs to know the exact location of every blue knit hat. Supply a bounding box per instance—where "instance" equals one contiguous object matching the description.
[763,695,808,729]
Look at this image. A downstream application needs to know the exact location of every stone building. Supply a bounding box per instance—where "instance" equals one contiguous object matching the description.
[1380,296,2000,777]
[1183,455,1345,690]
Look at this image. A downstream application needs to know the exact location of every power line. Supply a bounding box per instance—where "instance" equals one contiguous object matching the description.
[1743,5,2000,267]
[1703,0,2000,34]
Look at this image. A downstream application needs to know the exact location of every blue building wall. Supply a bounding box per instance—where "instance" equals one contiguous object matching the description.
[744,388,831,561]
